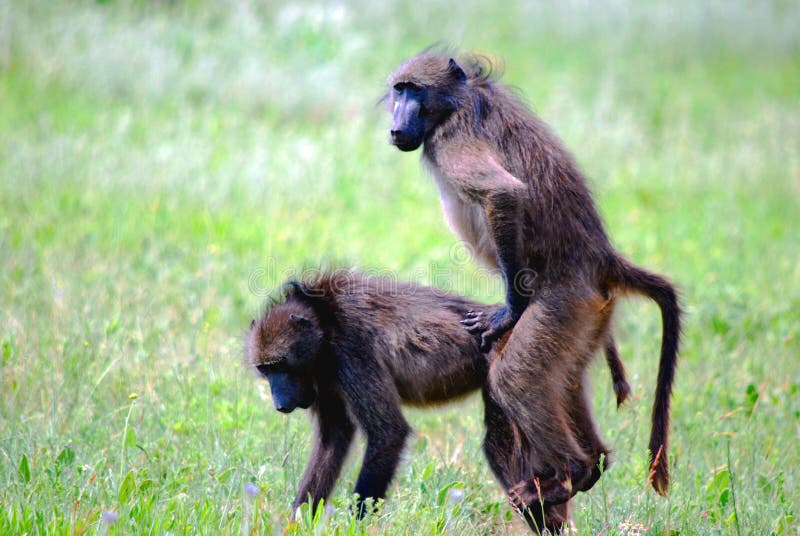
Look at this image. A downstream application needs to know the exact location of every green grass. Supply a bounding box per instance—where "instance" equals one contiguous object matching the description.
[1,1,799,534]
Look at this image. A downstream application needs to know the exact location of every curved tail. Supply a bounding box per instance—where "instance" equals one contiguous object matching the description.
[609,255,681,495]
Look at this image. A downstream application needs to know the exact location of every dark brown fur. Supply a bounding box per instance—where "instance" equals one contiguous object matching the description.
[387,51,680,503]
[247,271,620,532]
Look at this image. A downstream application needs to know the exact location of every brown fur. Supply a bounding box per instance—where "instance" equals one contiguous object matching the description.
[248,271,622,532]
[387,50,681,504]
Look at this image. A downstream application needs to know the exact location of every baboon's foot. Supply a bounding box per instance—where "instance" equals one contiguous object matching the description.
[461,305,522,352]
[511,492,570,535]
[540,502,570,535]
[578,450,610,494]
[509,475,571,514]
[508,460,594,512]
[614,379,631,407]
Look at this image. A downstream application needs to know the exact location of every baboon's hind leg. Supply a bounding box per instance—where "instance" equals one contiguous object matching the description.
[509,372,611,515]
[486,288,608,531]
[489,286,611,515]
[482,387,572,534]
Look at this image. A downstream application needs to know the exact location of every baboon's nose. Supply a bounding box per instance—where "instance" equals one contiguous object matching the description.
[390,130,412,146]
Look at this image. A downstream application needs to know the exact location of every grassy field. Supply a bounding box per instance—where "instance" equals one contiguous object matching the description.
[1,1,799,534]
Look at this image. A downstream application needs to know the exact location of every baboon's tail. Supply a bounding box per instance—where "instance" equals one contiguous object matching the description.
[609,255,681,496]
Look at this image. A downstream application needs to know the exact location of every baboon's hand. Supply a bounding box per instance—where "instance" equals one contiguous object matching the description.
[461,306,520,352]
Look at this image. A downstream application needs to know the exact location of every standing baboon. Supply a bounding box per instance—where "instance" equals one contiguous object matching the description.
[247,271,623,532]
[387,50,680,506]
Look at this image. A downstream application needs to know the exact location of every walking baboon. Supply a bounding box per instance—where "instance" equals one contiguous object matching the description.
[247,271,621,532]
[387,50,680,503]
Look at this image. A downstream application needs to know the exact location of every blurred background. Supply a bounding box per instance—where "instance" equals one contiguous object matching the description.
[1,1,798,534]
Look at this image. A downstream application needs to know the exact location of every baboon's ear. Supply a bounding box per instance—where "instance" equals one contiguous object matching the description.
[289,313,313,328]
[250,319,256,329]
[448,58,466,83]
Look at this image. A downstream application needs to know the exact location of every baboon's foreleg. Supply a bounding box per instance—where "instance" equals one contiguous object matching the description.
[436,148,530,350]
[338,354,411,517]
[293,388,356,515]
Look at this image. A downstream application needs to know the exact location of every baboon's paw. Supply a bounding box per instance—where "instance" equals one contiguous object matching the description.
[508,478,541,514]
[509,474,577,512]
[614,379,631,407]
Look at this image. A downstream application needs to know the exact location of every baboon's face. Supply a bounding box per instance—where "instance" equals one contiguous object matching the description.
[388,56,466,152]
[389,82,430,152]
[259,366,316,413]
[248,307,322,413]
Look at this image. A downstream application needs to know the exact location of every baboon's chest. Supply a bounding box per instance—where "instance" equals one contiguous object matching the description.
[427,164,500,271]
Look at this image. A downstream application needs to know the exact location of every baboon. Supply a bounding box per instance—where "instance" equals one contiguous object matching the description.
[247,271,624,532]
[387,50,680,506]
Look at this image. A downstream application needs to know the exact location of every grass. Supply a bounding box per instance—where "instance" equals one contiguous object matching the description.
[1,1,799,534]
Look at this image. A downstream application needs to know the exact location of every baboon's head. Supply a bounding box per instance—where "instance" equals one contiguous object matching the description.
[387,53,468,151]
[247,302,323,413]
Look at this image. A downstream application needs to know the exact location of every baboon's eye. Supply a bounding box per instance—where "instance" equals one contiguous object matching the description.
[256,359,286,376]
[394,82,422,93]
